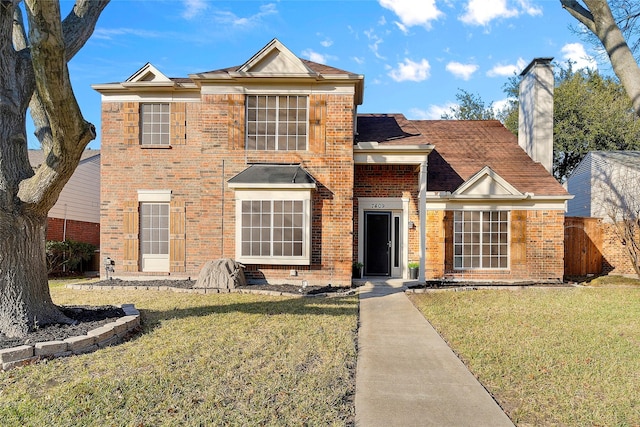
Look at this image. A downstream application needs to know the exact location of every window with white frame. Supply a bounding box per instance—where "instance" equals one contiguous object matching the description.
[246,95,308,151]
[235,191,311,265]
[140,103,170,145]
[454,211,509,269]
[139,202,170,272]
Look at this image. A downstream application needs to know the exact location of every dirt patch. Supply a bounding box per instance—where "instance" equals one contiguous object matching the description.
[0,305,125,350]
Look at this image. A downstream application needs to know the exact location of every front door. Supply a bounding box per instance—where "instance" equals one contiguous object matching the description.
[364,212,391,276]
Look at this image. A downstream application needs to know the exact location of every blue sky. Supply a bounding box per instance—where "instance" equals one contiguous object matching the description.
[55,0,601,149]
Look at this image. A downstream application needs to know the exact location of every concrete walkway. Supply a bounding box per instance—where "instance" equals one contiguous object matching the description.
[355,280,514,427]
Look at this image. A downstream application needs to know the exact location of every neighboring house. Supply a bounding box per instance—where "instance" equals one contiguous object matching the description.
[567,151,640,221]
[93,39,570,285]
[29,149,101,247]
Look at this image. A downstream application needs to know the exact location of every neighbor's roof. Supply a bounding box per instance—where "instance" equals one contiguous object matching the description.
[590,151,640,172]
[28,149,100,170]
[356,114,568,197]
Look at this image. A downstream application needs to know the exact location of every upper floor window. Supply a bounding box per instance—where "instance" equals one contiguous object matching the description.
[454,211,509,269]
[141,103,170,145]
[246,95,308,151]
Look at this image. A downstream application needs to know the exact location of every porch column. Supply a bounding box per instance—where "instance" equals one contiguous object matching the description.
[419,160,427,282]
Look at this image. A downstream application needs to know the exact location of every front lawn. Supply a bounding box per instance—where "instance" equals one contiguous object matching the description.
[409,287,640,426]
[0,287,358,426]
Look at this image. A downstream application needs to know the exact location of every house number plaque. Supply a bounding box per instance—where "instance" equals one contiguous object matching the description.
[370,203,385,209]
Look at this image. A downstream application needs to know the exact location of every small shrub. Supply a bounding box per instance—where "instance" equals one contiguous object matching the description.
[46,240,96,274]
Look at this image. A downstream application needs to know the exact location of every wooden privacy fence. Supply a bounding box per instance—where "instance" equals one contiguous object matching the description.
[564,217,603,276]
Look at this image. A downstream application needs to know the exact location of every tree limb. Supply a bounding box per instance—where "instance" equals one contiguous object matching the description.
[561,0,597,32]
[18,0,104,215]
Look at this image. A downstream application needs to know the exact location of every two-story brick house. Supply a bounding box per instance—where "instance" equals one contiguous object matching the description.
[93,39,570,286]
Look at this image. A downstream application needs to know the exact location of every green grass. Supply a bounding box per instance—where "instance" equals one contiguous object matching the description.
[587,275,640,287]
[0,287,358,426]
[409,287,640,426]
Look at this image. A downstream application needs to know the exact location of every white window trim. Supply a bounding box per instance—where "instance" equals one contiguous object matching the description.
[235,190,312,265]
[453,210,510,270]
[140,103,171,146]
[138,190,172,202]
[245,95,309,151]
[137,190,172,272]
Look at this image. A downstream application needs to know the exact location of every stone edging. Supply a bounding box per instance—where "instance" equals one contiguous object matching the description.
[65,283,358,298]
[0,304,140,371]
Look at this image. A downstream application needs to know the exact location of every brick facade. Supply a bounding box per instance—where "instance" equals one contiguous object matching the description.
[46,218,100,247]
[100,93,356,286]
[425,209,565,282]
[601,222,640,277]
[96,41,570,285]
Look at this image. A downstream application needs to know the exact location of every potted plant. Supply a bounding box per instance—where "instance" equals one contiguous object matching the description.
[352,261,364,279]
[408,262,419,280]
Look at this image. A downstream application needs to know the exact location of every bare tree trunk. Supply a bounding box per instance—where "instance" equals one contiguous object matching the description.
[561,0,640,116]
[0,0,108,337]
[0,212,72,337]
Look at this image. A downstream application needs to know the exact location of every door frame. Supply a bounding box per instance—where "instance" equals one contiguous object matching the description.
[357,197,409,279]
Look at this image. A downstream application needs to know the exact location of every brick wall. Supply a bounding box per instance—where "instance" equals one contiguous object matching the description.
[425,209,565,282]
[47,217,100,247]
[601,222,640,276]
[100,93,355,286]
[353,164,421,262]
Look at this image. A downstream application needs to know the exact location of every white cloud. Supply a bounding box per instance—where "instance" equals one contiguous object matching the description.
[353,56,365,65]
[320,38,333,48]
[486,57,527,77]
[182,0,208,20]
[301,49,336,64]
[409,103,456,120]
[459,0,541,26]
[365,29,386,60]
[379,0,444,30]
[515,0,543,17]
[388,58,431,82]
[394,21,408,34]
[561,43,597,70]
[92,28,165,40]
[213,3,277,27]
[446,61,479,80]
[492,97,513,115]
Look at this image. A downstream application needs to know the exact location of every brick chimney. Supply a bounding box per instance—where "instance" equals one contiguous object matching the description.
[518,58,554,174]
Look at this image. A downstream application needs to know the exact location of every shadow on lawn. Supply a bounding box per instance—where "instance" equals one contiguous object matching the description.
[138,295,358,332]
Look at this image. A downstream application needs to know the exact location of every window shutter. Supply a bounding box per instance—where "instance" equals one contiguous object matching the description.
[443,211,454,271]
[510,210,527,267]
[122,201,139,272]
[309,95,326,152]
[123,102,140,145]
[170,201,186,272]
[228,95,245,150]
[171,103,186,145]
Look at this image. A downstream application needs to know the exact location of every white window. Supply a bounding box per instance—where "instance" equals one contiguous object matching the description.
[235,191,311,265]
[138,190,172,272]
[454,211,509,269]
[140,103,170,145]
[246,95,308,151]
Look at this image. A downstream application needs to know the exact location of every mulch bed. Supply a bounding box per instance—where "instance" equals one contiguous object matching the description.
[0,305,125,351]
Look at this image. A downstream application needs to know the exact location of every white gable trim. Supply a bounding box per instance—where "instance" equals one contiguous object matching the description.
[453,166,523,197]
[237,38,315,76]
[125,63,173,85]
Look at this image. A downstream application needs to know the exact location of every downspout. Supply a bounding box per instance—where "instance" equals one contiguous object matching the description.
[419,161,427,282]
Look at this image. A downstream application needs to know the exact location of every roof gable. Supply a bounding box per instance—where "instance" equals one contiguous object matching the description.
[126,63,172,83]
[238,38,314,75]
[453,166,523,197]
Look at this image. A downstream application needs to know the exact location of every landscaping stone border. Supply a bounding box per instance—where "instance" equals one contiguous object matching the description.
[65,283,357,298]
[0,304,140,371]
